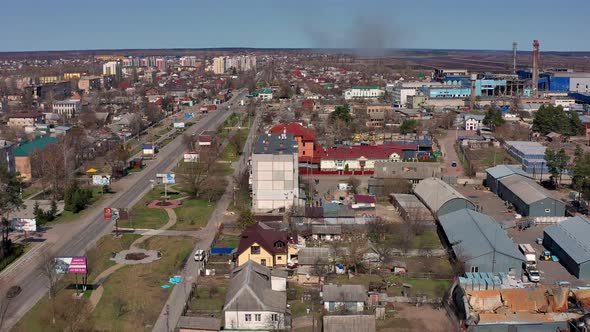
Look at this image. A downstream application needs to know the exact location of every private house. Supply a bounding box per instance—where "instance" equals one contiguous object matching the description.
[320,145,403,172]
[269,123,320,165]
[293,247,333,284]
[15,136,58,181]
[236,223,298,268]
[7,112,45,128]
[464,114,485,131]
[223,261,290,330]
[353,195,376,209]
[322,284,367,312]
[310,225,342,241]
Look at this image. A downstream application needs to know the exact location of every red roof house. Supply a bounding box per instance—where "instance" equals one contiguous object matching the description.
[270,123,319,164]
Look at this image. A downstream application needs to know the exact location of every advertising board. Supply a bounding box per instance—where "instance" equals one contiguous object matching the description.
[55,256,87,274]
[11,218,36,232]
[92,175,111,186]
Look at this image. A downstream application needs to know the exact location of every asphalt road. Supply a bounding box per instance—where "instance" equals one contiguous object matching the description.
[0,90,248,332]
[151,106,261,332]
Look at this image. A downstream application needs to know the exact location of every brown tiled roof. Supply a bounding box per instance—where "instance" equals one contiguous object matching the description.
[237,223,292,256]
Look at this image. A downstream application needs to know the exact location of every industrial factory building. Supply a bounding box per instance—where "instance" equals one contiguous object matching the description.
[485,164,533,195]
[439,209,525,275]
[504,141,549,174]
[413,177,475,218]
[496,174,565,217]
[544,217,590,279]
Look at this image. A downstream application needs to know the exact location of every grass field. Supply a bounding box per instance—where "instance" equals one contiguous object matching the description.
[411,230,443,249]
[172,199,215,230]
[117,186,180,229]
[189,285,227,315]
[92,236,194,331]
[86,234,141,281]
[388,277,451,298]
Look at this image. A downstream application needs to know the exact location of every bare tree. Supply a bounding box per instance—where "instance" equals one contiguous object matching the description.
[228,130,244,156]
[78,111,99,130]
[343,232,368,273]
[177,146,219,198]
[182,133,199,151]
[105,144,131,178]
[348,176,361,194]
[201,176,227,203]
[38,250,59,325]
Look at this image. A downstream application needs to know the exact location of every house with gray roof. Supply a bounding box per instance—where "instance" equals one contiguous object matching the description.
[322,284,367,312]
[485,164,533,195]
[414,177,475,218]
[439,209,525,275]
[544,217,590,279]
[223,261,289,330]
[497,174,565,217]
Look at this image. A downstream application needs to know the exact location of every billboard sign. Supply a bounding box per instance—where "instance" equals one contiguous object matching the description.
[183,152,199,163]
[104,208,112,220]
[11,218,36,232]
[92,175,111,186]
[55,256,87,274]
[173,122,185,129]
[104,207,128,221]
[184,112,194,119]
[157,173,176,184]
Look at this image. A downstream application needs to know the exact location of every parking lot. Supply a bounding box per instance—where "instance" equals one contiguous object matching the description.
[507,225,590,287]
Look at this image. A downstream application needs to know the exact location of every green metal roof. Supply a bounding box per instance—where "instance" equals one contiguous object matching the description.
[14,136,58,157]
[259,88,273,94]
[352,86,380,90]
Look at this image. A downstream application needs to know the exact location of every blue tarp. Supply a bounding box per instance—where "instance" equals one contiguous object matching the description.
[210,247,236,255]
[161,284,170,289]
[169,276,182,285]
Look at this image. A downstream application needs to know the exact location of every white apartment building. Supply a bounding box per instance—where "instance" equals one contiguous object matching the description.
[343,86,385,100]
[251,132,299,213]
[390,81,443,106]
[102,61,122,80]
[52,99,81,118]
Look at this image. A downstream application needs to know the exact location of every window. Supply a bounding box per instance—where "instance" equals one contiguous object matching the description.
[255,314,261,321]
[245,314,252,322]
[277,256,282,260]
[545,209,551,213]
[251,246,260,255]
[261,259,267,266]
[302,150,306,156]
[275,241,284,248]
[271,314,279,322]
[471,266,479,273]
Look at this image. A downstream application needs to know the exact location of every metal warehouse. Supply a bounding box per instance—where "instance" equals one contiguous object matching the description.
[439,209,525,276]
[414,177,475,218]
[389,193,435,223]
[544,217,590,279]
[504,141,548,174]
[497,174,565,217]
[485,164,533,195]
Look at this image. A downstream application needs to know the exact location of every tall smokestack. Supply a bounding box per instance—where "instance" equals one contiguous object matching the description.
[532,40,540,97]
[512,41,517,75]
[470,73,477,111]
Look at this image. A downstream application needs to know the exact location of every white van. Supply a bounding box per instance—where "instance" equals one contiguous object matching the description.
[194,249,207,262]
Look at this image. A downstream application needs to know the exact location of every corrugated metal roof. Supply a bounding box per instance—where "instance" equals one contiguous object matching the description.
[544,216,590,264]
[499,174,554,205]
[439,209,525,262]
[505,141,547,156]
[486,165,532,180]
[322,284,367,302]
[413,177,473,215]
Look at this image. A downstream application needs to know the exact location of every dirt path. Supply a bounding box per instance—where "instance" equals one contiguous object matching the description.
[88,207,178,311]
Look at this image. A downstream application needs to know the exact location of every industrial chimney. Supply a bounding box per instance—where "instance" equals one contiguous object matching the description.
[512,41,518,75]
[532,40,540,97]
[470,73,477,111]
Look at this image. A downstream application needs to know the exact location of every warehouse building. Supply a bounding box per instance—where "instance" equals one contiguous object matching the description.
[497,174,565,217]
[544,216,590,279]
[504,141,548,174]
[485,164,533,195]
[414,177,475,218]
[439,209,525,275]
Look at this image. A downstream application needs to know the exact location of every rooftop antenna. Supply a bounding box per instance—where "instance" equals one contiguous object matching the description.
[512,41,518,75]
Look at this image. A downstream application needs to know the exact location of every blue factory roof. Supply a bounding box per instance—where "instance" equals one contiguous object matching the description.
[439,209,525,262]
[544,217,590,264]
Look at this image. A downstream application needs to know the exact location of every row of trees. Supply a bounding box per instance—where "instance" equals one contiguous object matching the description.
[532,105,583,136]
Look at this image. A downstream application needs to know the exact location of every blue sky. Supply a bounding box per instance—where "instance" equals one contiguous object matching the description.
[2,0,589,52]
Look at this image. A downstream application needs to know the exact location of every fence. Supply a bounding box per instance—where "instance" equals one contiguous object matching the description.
[534,216,568,225]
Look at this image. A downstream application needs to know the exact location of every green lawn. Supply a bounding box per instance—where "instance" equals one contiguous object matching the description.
[117,186,180,229]
[481,148,517,167]
[215,233,240,248]
[21,185,43,199]
[388,277,451,298]
[331,274,383,289]
[190,286,227,313]
[172,199,215,230]
[412,230,443,249]
[92,236,195,331]
[86,234,141,281]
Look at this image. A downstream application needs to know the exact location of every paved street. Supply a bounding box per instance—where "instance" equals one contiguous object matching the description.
[0,90,248,332]
[151,104,260,332]
[438,129,472,177]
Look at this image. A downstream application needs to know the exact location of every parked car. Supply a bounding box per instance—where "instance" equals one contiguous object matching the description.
[194,249,208,262]
[526,269,541,283]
